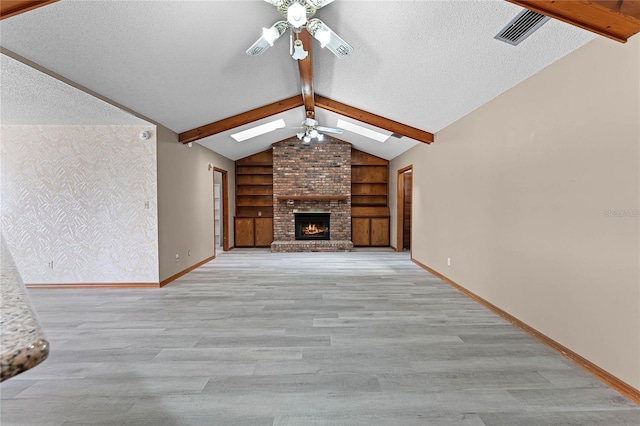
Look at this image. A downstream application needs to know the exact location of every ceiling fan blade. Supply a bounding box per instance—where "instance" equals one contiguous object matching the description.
[317,126,343,134]
[246,37,271,56]
[305,0,336,9]
[307,18,353,59]
[246,21,289,56]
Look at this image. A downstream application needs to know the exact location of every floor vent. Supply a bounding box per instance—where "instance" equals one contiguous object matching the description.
[495,9,550,46]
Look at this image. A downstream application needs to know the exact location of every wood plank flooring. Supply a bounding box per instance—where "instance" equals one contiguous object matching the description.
[1,249,639,425]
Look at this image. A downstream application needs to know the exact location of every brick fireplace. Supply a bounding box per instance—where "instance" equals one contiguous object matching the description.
[271,137,354,252]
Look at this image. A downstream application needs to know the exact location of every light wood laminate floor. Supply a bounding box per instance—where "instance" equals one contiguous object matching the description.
[1,249,639,425]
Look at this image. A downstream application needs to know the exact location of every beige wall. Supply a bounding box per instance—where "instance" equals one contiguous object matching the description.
[157,125,235,282]
[390,36,640,389]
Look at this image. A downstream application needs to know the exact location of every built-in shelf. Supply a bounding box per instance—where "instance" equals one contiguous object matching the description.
[351,149,390,247]
[276,195,348,201]
[236,149,275,219]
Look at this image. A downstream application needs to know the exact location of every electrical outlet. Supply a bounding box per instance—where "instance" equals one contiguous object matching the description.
[175,253,180,262]
[188,250,191,256]
[48,261,54,269]
[144,201,150,209]
[447,257,451,266]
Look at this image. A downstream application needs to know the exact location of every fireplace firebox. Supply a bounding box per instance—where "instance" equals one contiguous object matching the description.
[294,212,330,240]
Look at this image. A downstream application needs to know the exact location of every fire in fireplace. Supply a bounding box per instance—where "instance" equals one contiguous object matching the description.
[294,212,330,240]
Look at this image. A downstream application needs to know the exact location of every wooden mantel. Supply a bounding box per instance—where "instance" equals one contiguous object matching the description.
[276,195,348,201]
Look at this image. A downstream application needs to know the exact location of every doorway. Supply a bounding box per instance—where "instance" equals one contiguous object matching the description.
[396,166,413,252]
[213,168,229,254]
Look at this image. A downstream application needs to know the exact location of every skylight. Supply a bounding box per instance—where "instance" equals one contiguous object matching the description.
[231,119,286,142]
[337,119,389,143]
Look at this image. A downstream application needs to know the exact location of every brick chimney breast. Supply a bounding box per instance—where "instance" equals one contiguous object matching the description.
[272,137,352,249]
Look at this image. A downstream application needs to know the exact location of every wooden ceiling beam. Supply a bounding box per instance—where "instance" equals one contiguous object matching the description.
[315,95,435,144]
[0,0,58,20]
[179,95,303,144]
[507,0,640,43]
[297,29,315,119]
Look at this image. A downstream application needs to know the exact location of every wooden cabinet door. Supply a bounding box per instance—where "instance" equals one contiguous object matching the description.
[254,217,273,247]
[352,218,371,246]
[371,217,390,246]
[235,218,255,247]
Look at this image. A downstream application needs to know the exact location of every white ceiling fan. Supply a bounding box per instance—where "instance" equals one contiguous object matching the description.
[246,0,353,59]
[295,117,343,144]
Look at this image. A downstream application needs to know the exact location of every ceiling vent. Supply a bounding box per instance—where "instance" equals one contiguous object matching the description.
[495,9,550,46]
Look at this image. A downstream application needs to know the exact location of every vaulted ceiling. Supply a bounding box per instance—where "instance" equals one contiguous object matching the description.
[1,1,636,160]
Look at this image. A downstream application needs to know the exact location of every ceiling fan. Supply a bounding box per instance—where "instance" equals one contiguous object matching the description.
[294,117,343,144]
[246,0,350,145]
[246,0,353,59]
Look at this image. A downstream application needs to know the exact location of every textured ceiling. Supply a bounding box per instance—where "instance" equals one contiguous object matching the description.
[0,0,596,160]
[0,54,149,126]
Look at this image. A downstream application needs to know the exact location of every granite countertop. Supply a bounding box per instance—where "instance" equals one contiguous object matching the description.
[1,238,49,382]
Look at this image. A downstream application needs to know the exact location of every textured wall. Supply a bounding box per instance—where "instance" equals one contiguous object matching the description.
[272,138,351,241]
[391,36,640,389]
[1,125,159,284]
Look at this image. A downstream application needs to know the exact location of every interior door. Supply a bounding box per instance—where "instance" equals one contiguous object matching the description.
[403,171,412,250]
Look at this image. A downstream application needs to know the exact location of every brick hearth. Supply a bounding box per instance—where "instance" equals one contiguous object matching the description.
[271,137,353,252]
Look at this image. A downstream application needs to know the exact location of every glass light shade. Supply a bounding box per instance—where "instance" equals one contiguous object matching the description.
[291,40,308,60]
[262,26,280,46]
[309,129,318,138]
[303,135,311,143]
[246,21,288,56]
[287,2,307,28]
[307,19,353,59]
[313,26,331,47]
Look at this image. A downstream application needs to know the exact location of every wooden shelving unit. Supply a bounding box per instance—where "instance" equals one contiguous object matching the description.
[351,149,390,246]
[235,149,274,247]
[351,149,389,207]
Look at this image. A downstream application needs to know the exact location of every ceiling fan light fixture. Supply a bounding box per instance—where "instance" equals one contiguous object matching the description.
[317,133,324,141]
[311,24,331,48]
[262,26,280,46]
[303,135,311,143]
[287,2,307,28]
[246,21,288,55]
[307,19,353,58]
[292,39,308,60]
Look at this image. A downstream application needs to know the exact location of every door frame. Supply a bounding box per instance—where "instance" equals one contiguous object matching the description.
[213,167,230,252]
[396,165,413,252]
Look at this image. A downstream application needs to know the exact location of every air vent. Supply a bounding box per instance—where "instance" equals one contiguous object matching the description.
[495,9,550,46]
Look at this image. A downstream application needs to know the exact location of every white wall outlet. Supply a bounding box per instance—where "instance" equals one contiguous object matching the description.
[447,257,451,266]
[175,253,180,262]
[188,250,191,256]
[48,261,54,269]
[144,201,150,209]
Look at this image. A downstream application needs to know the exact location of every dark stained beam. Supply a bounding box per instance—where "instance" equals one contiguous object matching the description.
[297,29,315,119]
[179,95,303,144]
[507,0,640,43]
[0,0,58,20]
[315,95,435,144]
